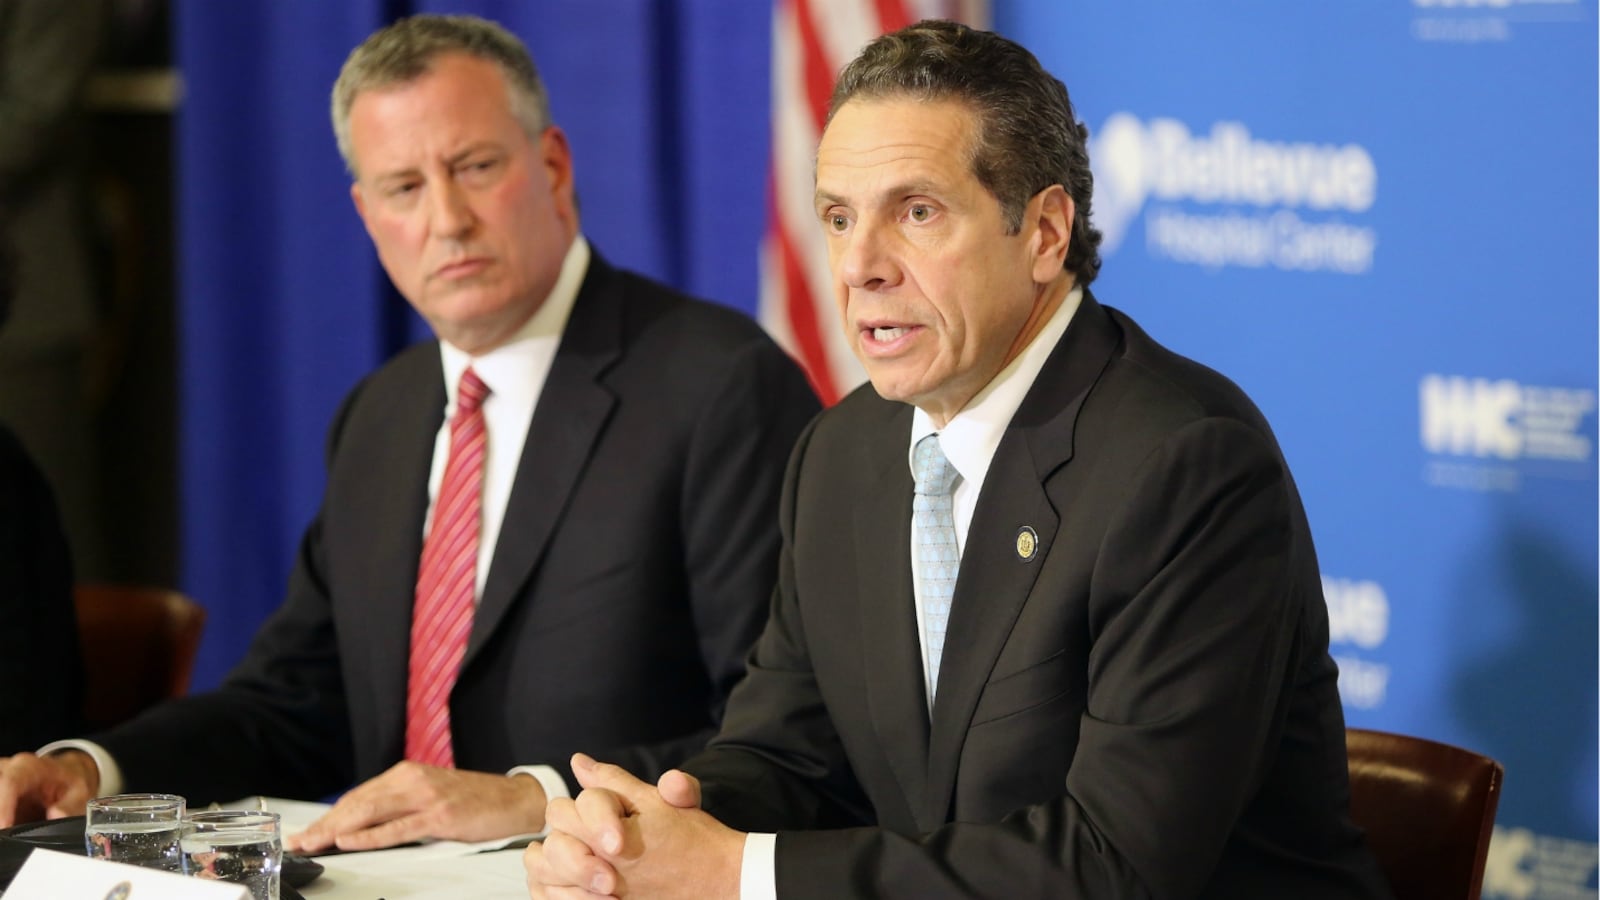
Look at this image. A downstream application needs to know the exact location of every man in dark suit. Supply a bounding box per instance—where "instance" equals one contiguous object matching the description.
[0,212,85,757]
[0,421,81,758]
[0,14,817,851]
[526,21,1392,899]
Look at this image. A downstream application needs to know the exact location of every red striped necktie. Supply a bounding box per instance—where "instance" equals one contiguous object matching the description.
[405,367,490,768]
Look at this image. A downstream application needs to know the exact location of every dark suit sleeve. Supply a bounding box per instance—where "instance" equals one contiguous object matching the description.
[91,395,365,805]
[0,425,81,755]
[576,337,820,788]
[683,416,876,832]
[695,418,1314,900]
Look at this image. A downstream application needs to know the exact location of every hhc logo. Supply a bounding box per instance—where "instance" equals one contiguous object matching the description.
[1419,375,1595,462]
[1482,825,1600,900]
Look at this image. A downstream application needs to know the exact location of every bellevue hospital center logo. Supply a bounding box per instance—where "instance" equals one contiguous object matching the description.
[1089,113,1379,275]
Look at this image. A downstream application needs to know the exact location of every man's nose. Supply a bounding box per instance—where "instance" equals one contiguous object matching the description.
[429,180,477,239]
[836,220,899,291]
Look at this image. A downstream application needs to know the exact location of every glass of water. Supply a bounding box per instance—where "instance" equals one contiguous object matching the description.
[84,792,186,872]
[181,809,282,900]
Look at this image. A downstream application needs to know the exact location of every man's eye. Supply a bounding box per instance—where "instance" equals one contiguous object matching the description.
[909,205,931,222]
[829,214,849,231]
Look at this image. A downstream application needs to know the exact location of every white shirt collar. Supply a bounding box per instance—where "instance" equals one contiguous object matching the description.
[437,235,590,410]
[908,285,1083,491]
[424,235,589,602]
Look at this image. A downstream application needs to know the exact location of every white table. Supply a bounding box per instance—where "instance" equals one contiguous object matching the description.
[263,799,533,900]
[294,845,529,899]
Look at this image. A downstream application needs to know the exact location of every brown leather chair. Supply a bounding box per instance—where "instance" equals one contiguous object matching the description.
[1346,727,1504,900]
[74,584,207,730]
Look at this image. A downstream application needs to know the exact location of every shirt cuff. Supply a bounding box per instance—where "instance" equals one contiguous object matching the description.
[37,739,123,796]
[506,763,571,836]
[740,832,777,900]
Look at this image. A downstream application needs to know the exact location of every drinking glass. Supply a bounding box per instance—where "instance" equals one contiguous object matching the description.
[84,792,186,872]
[181,809,282,900]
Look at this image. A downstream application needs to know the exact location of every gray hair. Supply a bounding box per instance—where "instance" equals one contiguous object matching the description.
[331,14,551,176]
[829,20,1103,287]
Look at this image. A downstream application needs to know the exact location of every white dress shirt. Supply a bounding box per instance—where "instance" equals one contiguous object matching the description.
[739,286,1083,900]
[430,236,587,604]
[44,237,595,810]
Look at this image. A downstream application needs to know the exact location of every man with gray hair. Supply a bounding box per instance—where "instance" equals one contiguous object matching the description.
[527,20,1390,899]
[0,13,817,852]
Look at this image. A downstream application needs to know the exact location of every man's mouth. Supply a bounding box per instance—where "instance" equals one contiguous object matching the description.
[858,322,922,355]
[434,257,490,279]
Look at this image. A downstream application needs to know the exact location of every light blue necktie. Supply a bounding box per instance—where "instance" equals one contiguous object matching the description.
[913,433,961,704]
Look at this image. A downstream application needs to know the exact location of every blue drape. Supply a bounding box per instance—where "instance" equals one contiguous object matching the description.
[176,0,772,689]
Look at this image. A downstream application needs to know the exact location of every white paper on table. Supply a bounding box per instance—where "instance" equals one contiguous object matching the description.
[6,847,249,900]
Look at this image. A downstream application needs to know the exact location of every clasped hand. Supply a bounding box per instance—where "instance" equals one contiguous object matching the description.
[524,753,743,900]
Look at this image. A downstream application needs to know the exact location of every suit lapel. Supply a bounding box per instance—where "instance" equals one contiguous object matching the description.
[920,293,1123,829]
[364,354,446,761]
[464,257,623,667]
[854,402,932,819]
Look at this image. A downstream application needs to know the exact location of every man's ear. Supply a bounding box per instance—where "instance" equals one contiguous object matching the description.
[350,182,376,241]
[538,125,579,225]
[1028,185,1073,284]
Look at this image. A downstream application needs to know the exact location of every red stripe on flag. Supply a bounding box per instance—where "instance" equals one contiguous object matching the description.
[770,172,838,405]
[874,0,914,32]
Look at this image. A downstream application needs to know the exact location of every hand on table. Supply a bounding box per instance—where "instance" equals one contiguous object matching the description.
[0,750,99,827]
[286,761,547,853]
[524,753,742,900]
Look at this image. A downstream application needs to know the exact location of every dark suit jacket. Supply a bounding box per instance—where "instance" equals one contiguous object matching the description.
[0,422,81,755]
[96,253,819,803]
[685,293,1392,899]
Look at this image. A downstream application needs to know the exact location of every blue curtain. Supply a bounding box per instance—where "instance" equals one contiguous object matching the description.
[175,0,773,688]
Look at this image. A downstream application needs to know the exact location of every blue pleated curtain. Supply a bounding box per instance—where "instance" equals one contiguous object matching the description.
[176,0,773,687]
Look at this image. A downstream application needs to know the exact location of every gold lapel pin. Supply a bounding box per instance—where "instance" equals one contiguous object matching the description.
[1016,526,1038,561]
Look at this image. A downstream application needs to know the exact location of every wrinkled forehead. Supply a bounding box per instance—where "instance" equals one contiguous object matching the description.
[346,57,522,173]
[816,97,980,187]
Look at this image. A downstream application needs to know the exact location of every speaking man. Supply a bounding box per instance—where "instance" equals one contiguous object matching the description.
[526,20,1392,900]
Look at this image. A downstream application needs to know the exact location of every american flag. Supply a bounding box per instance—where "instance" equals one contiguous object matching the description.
[760,0,989,405]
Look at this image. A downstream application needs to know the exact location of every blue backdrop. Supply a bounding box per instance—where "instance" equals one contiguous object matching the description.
[175,3,1597,897]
